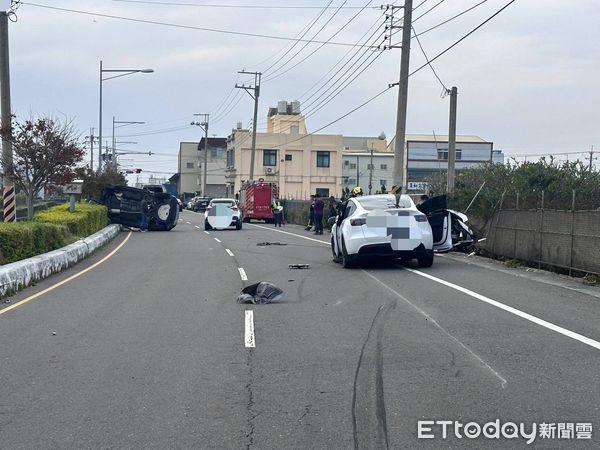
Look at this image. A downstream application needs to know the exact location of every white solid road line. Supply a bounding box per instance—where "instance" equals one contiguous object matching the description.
[226,249,234,257]
[214,238,222,243]
[245,310,255,348]
[405,268,600,352]
[248,224,600,352]
[363,270,507,387]
[238,267,248,281]
[248,223,329,245]
[204,231,210,235]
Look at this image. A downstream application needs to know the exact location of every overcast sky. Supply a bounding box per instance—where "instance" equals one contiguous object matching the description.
[7,0,600,182]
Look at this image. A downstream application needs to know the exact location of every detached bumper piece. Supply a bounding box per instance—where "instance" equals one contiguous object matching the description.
[102,186,179,231]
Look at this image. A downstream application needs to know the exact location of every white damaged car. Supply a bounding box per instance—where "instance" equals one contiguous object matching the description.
[330,194,452,268]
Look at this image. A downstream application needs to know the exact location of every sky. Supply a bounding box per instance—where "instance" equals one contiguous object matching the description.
[6,0,600,184]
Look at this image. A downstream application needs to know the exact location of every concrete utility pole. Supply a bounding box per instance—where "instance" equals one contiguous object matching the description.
[447,86,458,194]
[588,145,595,172]
[236,71,261,182]
[86,128,96,171]
[0,11,15,222]
[391,0,413,193]
[369,144,374,195]
[191,114,209,196]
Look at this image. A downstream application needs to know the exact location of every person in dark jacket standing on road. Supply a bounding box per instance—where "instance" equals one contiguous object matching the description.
[313,194,324,235]
[139,197,150,232]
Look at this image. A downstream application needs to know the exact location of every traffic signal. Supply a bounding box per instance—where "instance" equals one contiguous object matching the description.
[132,168,142,174]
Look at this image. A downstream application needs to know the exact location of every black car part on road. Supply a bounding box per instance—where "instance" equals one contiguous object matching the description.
[102,186,179,231]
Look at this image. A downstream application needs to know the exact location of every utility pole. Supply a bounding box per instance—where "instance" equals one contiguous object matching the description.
[236,71,261,181]
[391,0,412,193]
[0,11,15,222]
[447,86,458,194]
[369,144,374,195]
[85,128,96,172]
[191,114,209,196]
[588,145,595,172]
[356,155,360,187]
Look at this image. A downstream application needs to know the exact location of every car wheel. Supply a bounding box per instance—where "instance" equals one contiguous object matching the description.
[205,220,212,231]
[417,250,434,268]
[331,236,341,263]
[341,238,357,268]
[236,221,242,230]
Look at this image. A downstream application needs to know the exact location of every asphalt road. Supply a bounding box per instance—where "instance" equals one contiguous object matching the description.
[1,210,599,449]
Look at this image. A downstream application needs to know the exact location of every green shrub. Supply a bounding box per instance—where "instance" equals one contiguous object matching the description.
[36,203,107,237]
[0,222,71,265]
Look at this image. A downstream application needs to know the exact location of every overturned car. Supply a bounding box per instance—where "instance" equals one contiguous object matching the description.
[102,186,179,231]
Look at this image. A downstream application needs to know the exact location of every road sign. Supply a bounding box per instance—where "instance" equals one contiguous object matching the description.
[63,180,84,194]
[407,181,428,191]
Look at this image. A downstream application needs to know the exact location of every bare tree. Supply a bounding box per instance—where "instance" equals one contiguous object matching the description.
[1,115,85,220]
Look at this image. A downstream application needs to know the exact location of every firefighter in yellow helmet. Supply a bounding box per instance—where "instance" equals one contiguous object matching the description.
[350,186,363,197]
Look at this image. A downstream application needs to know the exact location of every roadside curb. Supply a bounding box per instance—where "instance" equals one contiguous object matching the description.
[0,224,121,297]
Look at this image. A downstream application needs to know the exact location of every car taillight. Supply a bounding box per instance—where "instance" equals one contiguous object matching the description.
[414,214,428,222]
[350,218,366,226]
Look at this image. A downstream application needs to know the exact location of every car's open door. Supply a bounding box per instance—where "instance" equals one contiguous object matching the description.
[417,195,453,252]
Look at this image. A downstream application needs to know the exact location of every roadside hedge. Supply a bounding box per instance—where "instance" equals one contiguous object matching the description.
[0,222,72,265]
[0,203,109,265]
[36,203,108,237]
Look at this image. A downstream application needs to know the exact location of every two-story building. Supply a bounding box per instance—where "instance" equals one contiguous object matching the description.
[225,101,344,199]
[176,138,227,199]
[341,135,502,193]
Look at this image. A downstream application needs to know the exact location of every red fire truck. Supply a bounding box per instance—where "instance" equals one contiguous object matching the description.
[239,180,278,223]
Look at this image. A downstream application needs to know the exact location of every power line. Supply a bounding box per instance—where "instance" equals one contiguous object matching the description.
[415,0,488,38]
[408,0,516,78]
[22,2,378,47]
[111,0,376,9]
[260,0,336,76]
[296,4,390,100]
[263,0,375,83]
[413,0,446,22]
[272,0,519,147]
[411,24,449,95]
[243,3,340,71]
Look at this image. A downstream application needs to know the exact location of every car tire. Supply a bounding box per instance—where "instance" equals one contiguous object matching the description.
[341,238,357,268]
[236,221,242,230]
[417,250,434,268]
[205,220,212,231]
[331,236,341,263]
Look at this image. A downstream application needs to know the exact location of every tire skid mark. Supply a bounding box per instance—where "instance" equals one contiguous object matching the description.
[352,300,396,450]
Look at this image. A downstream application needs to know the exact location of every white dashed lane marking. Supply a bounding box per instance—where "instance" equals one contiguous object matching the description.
[226,249,234,257]
[238,268,248,281]
[245,310,255,348]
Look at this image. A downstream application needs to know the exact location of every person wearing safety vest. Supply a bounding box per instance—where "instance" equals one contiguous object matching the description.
[271,199,283,227]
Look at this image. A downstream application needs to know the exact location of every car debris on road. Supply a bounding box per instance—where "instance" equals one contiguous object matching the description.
[237,282,284,304]
[289,264,311,269]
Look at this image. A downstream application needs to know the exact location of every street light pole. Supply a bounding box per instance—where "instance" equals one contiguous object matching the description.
[98,60,103,173]
[98,62,153,173]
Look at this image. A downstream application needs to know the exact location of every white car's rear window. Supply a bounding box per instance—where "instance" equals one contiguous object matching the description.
[211,200,235,206]
[356,195,414,210]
